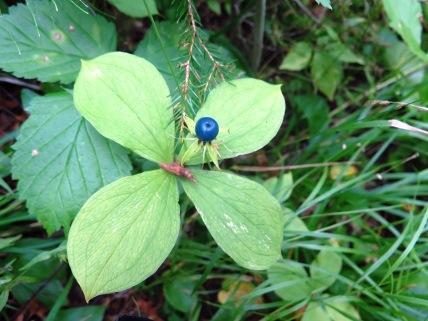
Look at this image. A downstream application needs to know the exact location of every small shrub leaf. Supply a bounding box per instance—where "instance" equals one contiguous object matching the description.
[11,92,131,233]
[267,259,313,302]
[310,248,343,291]
[107,0,157,18]
[0,0,116,83]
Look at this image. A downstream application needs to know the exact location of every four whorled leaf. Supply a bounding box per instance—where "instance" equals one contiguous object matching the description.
[67,170,180,301]
[0,0,116,83]
[181,169,283,270]
[12,92,131,233]
[74,52,175,164]
[182,78,285,164]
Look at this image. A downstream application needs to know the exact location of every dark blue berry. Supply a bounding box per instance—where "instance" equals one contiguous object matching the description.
[195,117,219,142]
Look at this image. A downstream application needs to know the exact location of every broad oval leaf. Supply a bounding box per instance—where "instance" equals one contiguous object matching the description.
[67,170,180,301]
[280,42,312,71]
[107,0,157,18]
[0,0,116,84]
[310,248,343,292]
[383,0,422,51]
[267,259,313,302]
[11,92,131,233]
[74,52,175,164]
[302,297,361,321]
[311,52,343,100]
[184,78,285,164]
[181,169,283,270]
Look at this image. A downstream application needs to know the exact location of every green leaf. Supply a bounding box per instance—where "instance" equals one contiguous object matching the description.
[315,0,332,9]
[67,170,180,301]
[263,172,293,203]
[284,208,308,233]
[0,289,8,312]
[311,52,343,100]
[302,297,361,321]
[164,276,197,313]
[267,259,313,302]
[325,42,364,65]
[0,0,116,84]
[11,92,131,233]
[383,0,423,58]
[310,248,343,291]
[74,52,175,164]
[135,21,183,95]
[280,42,312,71]
[135,21,242,106]
[56,306,105,321]
[181,169,283,270]
[184,78,285,164]
[107,0,157,17]
[292,94,330,134]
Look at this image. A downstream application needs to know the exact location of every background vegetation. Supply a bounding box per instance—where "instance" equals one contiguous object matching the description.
[1,0,428,320]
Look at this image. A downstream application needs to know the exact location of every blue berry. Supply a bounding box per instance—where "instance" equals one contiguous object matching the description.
[195,117,219,142]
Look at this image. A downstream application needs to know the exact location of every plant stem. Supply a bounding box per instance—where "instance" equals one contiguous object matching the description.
[250,0,266,71]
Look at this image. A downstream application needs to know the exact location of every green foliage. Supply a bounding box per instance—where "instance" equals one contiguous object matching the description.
[108,0,157,17]
[181,169,283,270]
[0,0,116,83]
[2,0,428,319]
[302,297,360,321]
[74,52,175,164]
[11,92,131,233]
[67,170,180,301]
[267,259,313,302]
[183,78,285,163]
[310,247,343,291]
[315,0,332,10]
[280,42,312,71]
[311,51,342,100]
[383,0,424,59]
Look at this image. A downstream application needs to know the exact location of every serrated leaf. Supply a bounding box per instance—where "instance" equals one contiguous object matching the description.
[383,0,422,56]
[181,169,283,270]
[67,170,180,301]
[315,0,332,10]
[311,52,342,100]
[267,259,313,302]
[107,0,157,17]
[280,42,312,71]
[12,92,131,233]
[0,0,116,84]
[302,297,361,321]
[310,248,343,292]
[183,79,285,164]
[74,52,175,164]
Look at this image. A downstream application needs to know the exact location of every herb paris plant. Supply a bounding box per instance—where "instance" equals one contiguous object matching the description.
[67,51,285,300]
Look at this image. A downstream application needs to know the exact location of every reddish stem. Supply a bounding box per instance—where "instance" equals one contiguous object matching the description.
[160,162,195,182]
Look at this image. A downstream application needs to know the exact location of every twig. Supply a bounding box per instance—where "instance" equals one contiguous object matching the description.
[0,77,41,90]
[232,161,359,172]
[250,0,266,71]
[291,0,321,24]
